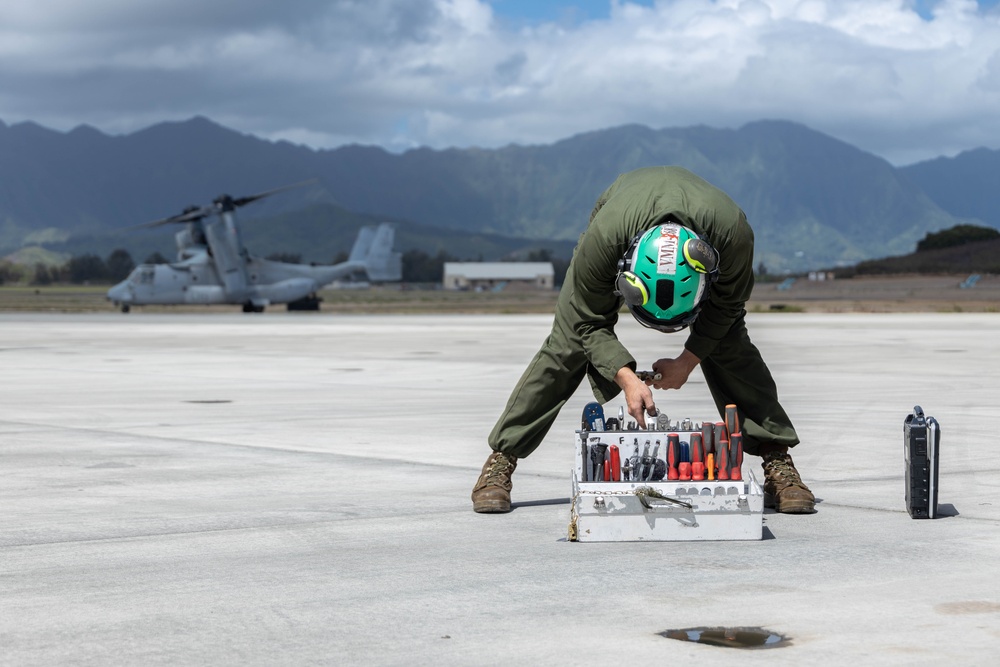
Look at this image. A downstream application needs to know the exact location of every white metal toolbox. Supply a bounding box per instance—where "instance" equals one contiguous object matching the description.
[568,418,764,542]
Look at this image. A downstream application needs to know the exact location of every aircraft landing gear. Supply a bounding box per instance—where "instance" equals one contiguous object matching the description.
[121,304,131,313]
[242,302,265,313]
[286,293,322,311]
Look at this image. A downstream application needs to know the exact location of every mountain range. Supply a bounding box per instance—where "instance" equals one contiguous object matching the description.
[1,116,996,272]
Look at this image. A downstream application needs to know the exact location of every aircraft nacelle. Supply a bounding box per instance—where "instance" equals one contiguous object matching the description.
[175,223,207,255]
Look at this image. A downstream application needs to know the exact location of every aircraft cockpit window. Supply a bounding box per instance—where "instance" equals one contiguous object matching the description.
[135,267,155,284]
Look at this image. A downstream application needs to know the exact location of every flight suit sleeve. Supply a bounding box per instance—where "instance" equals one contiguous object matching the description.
[684,211,756,361]
[560,212,636,386]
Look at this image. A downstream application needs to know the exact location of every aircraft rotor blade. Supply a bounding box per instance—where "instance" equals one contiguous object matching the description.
[230,179,318,208]
[129,205,214,230]
[127,178,318,230]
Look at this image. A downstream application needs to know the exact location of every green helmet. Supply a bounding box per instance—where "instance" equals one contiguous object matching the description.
[615,222,719,333]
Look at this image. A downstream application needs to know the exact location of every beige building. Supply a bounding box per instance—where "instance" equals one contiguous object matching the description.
[442,262,555,291]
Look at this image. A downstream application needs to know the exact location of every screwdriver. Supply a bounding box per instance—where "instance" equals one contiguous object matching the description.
[729,433,743,481]
[609,444,621,482]
[716,436,730,481]
[702,423,715,456]
[706,452,715,481]
[691,434,705,481]
[678,440,692,480]
[667,433,680,480]
[650,440,661,481]
[640,441,652,481]
[725,404,740,439]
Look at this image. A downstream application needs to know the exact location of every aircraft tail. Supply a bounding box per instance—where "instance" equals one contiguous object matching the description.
[349,223,402,282]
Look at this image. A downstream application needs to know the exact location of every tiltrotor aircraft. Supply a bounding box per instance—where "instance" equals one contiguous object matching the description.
[107,183,402,313]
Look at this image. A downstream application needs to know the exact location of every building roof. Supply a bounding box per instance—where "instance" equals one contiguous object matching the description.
[443,262,554,280]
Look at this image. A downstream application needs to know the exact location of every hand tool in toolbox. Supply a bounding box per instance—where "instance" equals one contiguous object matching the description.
[582,402,605,431]
[650,440,664,481]
[574,400,753,484]
[656,411,671,431]
[640,440,652,481]
[589,442,607,481]
[609,445,621,482]
[667,434,680,480]
[691,433,705,481]
[729,433,743,481]
[678,439,691,480]
[903,405,940,519]
[716,435,730,480]
[571,399,764,542]
[702,422,714,455]
[725,404,740,439]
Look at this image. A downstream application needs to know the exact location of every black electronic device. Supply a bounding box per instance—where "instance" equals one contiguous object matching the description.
[903,405,940,519]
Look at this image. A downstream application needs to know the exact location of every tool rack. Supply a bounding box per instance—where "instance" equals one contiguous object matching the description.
[569,412,764,542]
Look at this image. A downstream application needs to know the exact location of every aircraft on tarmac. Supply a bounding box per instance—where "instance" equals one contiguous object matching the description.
[107,182,402,313]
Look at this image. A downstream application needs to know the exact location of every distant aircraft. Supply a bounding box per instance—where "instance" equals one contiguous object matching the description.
[107,182,402,313]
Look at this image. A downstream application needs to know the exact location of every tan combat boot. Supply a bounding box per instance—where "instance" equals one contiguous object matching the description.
[762,450,816,514]
[471,451,518,513]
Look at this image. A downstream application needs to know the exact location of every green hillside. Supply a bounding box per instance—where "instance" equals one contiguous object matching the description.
[1,116,994,272]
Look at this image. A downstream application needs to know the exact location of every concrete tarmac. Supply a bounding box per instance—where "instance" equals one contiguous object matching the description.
[2,312,999,665]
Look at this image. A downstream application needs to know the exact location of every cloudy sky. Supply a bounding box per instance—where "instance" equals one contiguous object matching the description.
[1,0,998,165]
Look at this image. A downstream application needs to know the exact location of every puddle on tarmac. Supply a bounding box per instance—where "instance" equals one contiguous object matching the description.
[658,626,789,649]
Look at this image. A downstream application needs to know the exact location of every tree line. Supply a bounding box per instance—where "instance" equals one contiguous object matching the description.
[8,224,989,288]
[0,249,160,286]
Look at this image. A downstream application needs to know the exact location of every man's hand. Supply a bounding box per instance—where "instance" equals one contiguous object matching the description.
[651,349,702,390]
[614,366,657,428]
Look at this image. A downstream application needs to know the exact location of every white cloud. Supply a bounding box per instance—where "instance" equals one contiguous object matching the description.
[0,0,998,163]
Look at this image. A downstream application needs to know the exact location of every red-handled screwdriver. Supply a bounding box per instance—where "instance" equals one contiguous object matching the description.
[609,445,621,482]
[716,436,730,481]
[702,423,715,455]
[691,433,705,481]
[667,434,680,480]
[725,404,739,440]
[729,433,743,481]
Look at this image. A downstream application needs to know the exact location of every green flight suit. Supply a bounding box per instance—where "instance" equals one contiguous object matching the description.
[488,166,798,458]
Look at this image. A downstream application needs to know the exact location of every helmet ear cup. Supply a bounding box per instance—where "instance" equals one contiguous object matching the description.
[683,238,719,278]
[615,271,649,306]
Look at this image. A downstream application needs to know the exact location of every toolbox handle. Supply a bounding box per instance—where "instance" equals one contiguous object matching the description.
[634,486,694,510]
